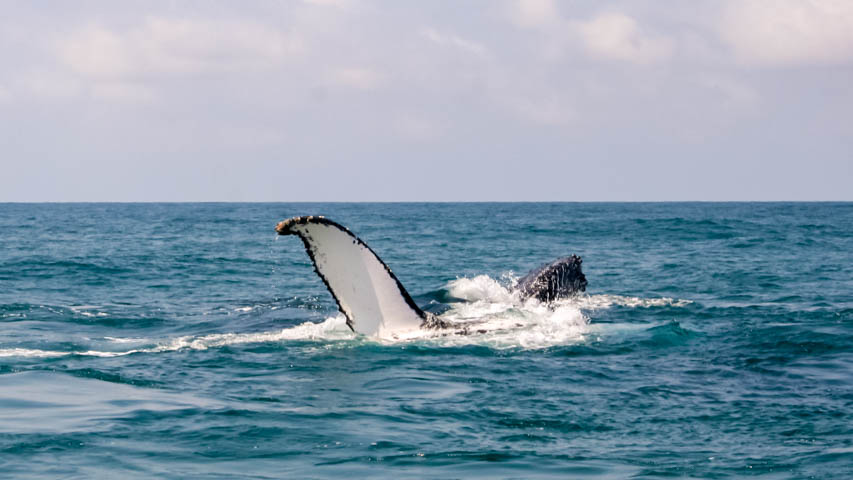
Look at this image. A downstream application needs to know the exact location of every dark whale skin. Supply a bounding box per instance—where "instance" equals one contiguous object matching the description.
[515,256,587,302]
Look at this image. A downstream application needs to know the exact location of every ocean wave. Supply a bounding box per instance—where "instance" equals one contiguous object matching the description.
[576,294,692,309]
[69,305,109,318]
[0,276,691,356]
[0,318,356,359]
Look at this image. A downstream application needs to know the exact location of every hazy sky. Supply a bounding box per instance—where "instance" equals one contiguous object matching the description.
[2,0,851,201]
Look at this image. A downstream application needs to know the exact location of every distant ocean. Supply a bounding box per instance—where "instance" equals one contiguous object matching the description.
[1,202,851,478]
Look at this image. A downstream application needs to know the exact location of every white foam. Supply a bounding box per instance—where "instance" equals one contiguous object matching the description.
[69,305,108,317]
[383,277,590,348]
[422,302,589,349]
[0,276,692,357]
[577,294,692,309]
[104,336,147,344]
[447,275,516,303]
[0,348,71,358]
[158,316,355,351]
[0,317,355,359]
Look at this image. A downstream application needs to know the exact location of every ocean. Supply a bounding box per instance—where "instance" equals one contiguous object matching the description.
[1,202,851,478]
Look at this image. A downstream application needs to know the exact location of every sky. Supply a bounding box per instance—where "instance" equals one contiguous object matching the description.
[1,0,851,201]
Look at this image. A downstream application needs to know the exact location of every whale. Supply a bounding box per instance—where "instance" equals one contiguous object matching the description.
[276,216,586,337]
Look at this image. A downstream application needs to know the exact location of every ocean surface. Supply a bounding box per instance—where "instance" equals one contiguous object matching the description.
[1,202,851,479]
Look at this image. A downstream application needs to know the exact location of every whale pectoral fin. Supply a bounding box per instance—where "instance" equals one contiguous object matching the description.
[276,216,426,337]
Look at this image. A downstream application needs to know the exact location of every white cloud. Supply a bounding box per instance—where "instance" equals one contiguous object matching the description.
[301,0,355,8]
[421,28,487,56]
[507,93,574,126]
[394,114,440,141]
[506,5,674,65]
[509,0,559,29]
[19,73,82,99]
[90,82,156,103]
[696,74,759,110]
[326,67,384,90]
[489,71,576,126]
[0,84,11,103]
[59,17,302,79]
[720,0,853,67]
[577,13,674,65]
[1,1,849,201]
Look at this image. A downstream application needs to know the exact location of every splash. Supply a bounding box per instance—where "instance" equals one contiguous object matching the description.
[0,276,691,357]
[0,317,355,359]
[420,275,586,348]
[446,275,516,303]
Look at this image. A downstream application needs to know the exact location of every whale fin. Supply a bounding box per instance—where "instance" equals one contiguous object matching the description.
[276,216,426,337]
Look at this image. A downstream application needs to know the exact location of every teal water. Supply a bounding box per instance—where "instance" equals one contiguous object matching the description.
[1,203,851,478]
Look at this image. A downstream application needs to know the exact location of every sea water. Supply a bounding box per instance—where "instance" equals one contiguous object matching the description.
[0,203,851,478]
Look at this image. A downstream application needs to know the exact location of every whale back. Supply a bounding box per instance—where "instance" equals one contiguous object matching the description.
[516,255,587,302]
[276,216,425,337]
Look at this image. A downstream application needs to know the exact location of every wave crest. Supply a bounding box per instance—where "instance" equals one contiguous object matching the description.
[0,276,691,356]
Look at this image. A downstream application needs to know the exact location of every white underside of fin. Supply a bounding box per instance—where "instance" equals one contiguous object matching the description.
[290,223,424,337]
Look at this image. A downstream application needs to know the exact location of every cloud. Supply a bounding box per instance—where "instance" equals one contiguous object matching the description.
[394,113,440,141]
[59,17,302,79]
[0,84,11,103]
[301,0,355,8]
[487,69,576,126]
[696,74,759,110]
[18,73,82,99]
[719,0,853,67]
[1,0,847,203]
[506,93,574,126]
[508,0,559,29]
[421,28,487,56]
[506,4,674,65]
[326,67,384,90]
[90,82,156,103]
[576,13,674,65]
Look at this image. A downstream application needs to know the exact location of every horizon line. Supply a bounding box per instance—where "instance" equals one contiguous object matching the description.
[2,200,852,204]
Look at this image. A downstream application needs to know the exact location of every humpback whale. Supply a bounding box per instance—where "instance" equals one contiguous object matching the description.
[276,216,586,337]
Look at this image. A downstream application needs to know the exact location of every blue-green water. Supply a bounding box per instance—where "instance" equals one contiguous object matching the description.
[1,203,851,479]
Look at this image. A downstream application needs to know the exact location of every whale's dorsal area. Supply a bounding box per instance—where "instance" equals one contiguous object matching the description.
[516,256,587,303]
[276,216,425,337]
